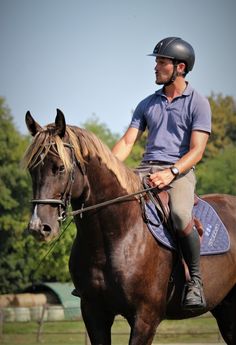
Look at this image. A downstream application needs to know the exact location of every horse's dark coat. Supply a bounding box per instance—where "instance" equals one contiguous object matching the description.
[25,111,236,345]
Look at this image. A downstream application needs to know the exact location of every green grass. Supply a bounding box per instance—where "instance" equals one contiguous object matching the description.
[1,315,224,345]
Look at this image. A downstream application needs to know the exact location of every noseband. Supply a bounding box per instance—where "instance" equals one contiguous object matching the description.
[31,198,68,222]
[31,142,81,223]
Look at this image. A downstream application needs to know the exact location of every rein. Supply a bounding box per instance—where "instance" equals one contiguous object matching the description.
[31,185,158,219]
[67,184,158,218]
[29,141,158,277]
[30,182,157,278]
[30,141,158,221]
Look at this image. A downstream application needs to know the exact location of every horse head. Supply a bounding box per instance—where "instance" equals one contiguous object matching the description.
[24,109,88,242]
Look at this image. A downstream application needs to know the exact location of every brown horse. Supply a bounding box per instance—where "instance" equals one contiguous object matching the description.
[23,109,236,345]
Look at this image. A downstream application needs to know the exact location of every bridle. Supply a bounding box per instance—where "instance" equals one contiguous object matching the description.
[31,142,79,223]
[30,142,158,224]
[28,130,160,279]
[31,198,69,223]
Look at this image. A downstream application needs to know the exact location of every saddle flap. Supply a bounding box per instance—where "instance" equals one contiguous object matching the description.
[143,196,230,256]
[146,188,170,224]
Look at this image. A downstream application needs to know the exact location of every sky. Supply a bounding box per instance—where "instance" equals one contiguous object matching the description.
[1,0,235,136]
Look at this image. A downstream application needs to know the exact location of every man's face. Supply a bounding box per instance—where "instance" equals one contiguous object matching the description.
[154,57,174,85]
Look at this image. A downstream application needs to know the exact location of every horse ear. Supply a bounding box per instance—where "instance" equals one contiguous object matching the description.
[55,109,66,138]
[25,111,42,136]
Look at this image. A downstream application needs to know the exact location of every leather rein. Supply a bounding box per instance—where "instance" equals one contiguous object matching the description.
[30,142,158,223]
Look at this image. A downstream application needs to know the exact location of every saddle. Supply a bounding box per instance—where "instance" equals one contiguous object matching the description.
[141,178,203,239]
[141,182,230,256]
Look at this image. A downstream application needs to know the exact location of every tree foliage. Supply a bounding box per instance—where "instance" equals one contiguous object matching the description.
[196,146,236,195]
[0,99,75,293]
[205,94,236,159]
[0,97,32,293]
[82,114,120,148]
[0,94,235,294]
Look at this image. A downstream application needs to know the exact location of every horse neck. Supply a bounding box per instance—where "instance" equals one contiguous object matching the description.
[70,156,149,276]
[72,156,141,238]
[87,160,128,203]
[85,156,133,202]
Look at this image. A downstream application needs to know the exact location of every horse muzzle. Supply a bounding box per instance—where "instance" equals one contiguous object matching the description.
[28,218,52,242]
[28,204,58,242]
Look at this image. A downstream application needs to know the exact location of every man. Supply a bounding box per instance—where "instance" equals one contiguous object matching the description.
[112,37,211,310]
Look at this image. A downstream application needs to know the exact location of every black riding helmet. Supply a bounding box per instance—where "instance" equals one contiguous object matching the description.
[148,37,195,76]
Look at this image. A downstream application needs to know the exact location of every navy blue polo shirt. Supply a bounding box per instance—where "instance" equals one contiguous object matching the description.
[130,83,211,163]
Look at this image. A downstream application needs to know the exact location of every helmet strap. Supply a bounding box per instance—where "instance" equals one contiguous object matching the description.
[163,61,178,86]
[164,60,185,86]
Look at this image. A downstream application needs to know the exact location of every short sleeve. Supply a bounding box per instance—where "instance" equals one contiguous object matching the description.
[129,100,147,132]
[192,95,212,133]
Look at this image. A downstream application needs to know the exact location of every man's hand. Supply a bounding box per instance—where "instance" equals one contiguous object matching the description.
[149,168,175,189]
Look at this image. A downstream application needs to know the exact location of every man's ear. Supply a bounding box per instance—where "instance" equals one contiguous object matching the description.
[177,62,187,76]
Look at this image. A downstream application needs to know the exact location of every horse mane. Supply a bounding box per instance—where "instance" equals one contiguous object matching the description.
[22,124,142,194]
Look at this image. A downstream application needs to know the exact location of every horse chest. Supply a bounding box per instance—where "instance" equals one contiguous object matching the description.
[89,266,107,291]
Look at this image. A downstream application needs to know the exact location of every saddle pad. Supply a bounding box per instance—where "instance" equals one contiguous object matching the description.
[144,196,230,255]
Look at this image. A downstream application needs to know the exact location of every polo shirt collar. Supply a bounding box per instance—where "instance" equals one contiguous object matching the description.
[155,82,193,97]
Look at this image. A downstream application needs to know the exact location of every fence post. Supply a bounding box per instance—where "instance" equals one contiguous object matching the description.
[36,304,47,343]
[0,309,3,342]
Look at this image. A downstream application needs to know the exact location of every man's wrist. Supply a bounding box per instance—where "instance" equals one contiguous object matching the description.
[170,166,180,177]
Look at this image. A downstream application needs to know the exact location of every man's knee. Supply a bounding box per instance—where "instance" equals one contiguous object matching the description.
[171,208,192,232]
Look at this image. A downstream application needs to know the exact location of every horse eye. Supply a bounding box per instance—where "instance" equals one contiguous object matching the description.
[51,164,65,175]
[59,165,65,173]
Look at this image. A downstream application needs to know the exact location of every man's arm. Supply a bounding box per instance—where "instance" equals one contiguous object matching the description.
[174,130,210,174]
[112,127,143,161]
[149,130,210,188]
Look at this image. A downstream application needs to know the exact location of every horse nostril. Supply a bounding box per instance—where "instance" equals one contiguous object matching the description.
[41,224,52,235]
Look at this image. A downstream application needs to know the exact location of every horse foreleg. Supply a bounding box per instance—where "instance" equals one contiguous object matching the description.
[81,299,115,345]
[127,306,163,345]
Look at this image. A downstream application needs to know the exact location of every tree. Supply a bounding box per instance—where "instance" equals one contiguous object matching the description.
[205,94,236,159]
[0,99,76,293]
[196,146,236,195]
[1,94,235,294]
[196,94,236,194]
[0,97,32,293]
[82,114,120,148]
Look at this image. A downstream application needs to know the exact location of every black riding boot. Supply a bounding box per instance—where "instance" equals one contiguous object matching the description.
[179,226,206,310]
